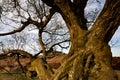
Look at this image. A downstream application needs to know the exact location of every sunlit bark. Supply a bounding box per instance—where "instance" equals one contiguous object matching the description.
[0,0,120,80]
[52,0,120,80]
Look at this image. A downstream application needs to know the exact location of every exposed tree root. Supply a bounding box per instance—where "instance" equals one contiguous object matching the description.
[52,50,118,80]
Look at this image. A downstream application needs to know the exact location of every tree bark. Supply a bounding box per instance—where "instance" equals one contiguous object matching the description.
[0,0,120,80]
[52,0,120,80]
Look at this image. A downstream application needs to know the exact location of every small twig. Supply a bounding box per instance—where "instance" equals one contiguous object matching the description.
[0,66,11,73]
[16,53,26,74]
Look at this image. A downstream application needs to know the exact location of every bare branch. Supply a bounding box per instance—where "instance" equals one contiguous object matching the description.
[16,53,26,74]
[0,3,56,36]
[38,31,47,58]
[48,39,70,50]
[0,18,31,36]
[0,49,33,59]
[0,6,2,18]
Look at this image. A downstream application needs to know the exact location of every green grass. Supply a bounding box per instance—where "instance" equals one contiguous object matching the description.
[32,77,39,80]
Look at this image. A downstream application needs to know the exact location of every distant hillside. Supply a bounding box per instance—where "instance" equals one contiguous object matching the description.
[0,56,120,73]
[112,57,120,70]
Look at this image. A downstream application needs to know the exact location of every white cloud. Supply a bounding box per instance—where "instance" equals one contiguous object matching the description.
[111,47,120,57]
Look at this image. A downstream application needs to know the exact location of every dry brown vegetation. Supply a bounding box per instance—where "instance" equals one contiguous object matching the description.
[0,55,120,73]
[0,54,120,80]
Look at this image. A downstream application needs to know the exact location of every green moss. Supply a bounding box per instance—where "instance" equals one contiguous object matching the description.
[32,77,39,80]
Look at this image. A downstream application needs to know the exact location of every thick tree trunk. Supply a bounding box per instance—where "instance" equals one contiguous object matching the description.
[52,0,120,80]
[10,0,118,80]
[86,36,117,80]
[52,29,118,80]
[0,0,120,80]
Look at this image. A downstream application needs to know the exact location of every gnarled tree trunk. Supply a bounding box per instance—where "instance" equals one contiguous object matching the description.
[0,0,120,80]
[51,0,120,80]
[52,26,118,80]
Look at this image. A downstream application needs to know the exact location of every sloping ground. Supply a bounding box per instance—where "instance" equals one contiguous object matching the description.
[0,56,120,72]
[47,56,120,70]
[46,55,65,69]
[0,56,120,80]
[0,57,30,73]
[112,57,120,70]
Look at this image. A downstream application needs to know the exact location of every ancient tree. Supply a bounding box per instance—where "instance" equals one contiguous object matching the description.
[0,0,120,80]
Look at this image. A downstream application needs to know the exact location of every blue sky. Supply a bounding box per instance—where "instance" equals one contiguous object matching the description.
[110,27,120,56]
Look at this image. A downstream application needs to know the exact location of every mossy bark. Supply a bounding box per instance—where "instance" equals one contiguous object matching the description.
[22,1,120,79]
[52,29,118,80]
[27,58,53,80]
[51,0,120,80]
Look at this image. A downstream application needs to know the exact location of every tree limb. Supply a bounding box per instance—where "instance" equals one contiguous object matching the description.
[72,0,88,30]
[90,0,120,43]
[37,7,56,59]
[16,53,26,74]
[48,39,70,50]
[0,18,31,36]
[0,7,56,36]
[0,49,33,59]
